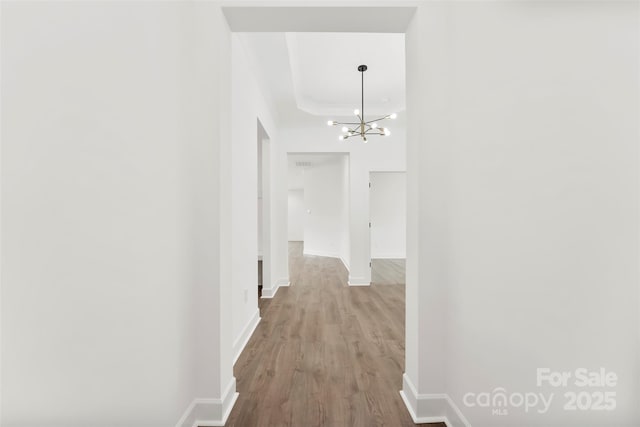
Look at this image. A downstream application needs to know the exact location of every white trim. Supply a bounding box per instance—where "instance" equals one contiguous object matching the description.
[371,254,406,260]
[232,308,261,365]
[400,373,471,427]
[339,255,350,272]
[399,390,450,425]
[261,285,278,298]
[277,277,291,287]
[175,378,239,427]
[444,394,472,427]
[261,277,290,299]
[348,275,370,287]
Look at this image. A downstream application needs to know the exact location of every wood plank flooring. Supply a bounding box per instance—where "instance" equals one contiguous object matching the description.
[224,242,443,427]
[371,259,406,286]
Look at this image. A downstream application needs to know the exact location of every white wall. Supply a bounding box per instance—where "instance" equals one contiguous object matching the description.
[5,3,637,427]
[1,2,233,425]
[339,155,351,269]
[230,34,282,355]
[271,142,291,293]
[288,189,305,241]
[404,2,640,426]
[370,172,406,259]
[257,200,263,257]
[257,130,263,258]
[302,156,350,268]
[235,34,289,301]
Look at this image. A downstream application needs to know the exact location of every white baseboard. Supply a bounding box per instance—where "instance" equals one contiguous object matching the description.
[176,377,239,427]
[348,275,370,286]
[261,277,290,299]
[232,309,260,365]
[261,282,278,298]
[278,277,291,287]
[371,254,406,260]
[400,374,471,427]
[339,256,350,272]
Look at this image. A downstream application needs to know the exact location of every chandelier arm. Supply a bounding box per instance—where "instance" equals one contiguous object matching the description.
[329,65,392,142]
[364,116,391,124]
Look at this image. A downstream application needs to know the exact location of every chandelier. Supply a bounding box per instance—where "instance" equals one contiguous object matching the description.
[327,64,397,143]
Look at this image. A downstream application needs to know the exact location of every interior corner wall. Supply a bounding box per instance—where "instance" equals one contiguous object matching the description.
[403,1,450,404]
[230,34,281,352]
[302,156,350,268]
[258,135,263,259]
[1,2,232,425]
[269,139,291,292]
[339,155,351,269]
[370,172,406,259]
[406,2,640,426]
[258,196,263,258]
[288,189,305,241]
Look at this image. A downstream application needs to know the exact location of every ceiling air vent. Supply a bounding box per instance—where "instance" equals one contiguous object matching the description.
[295,161,312,168]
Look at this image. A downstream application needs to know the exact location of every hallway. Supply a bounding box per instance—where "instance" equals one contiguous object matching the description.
[225,243,441,427]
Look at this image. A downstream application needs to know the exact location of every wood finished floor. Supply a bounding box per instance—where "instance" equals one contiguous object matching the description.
[371,259,406,286]
[225,242,443,427]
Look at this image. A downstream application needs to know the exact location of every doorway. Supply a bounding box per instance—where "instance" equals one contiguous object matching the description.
[257,119,270,298]
[222,4,423,426]
[369,171,407,285]
[287,153,350,270]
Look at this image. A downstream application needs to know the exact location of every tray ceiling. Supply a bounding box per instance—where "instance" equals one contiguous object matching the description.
[238,32,405,119]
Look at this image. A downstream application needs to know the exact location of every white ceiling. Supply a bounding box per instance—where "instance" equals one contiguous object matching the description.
[238,32,405,123]
[223,7,415,33]
[287,33,405,116]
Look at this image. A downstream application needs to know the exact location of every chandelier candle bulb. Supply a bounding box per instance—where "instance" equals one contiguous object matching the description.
[324,65,396,142]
